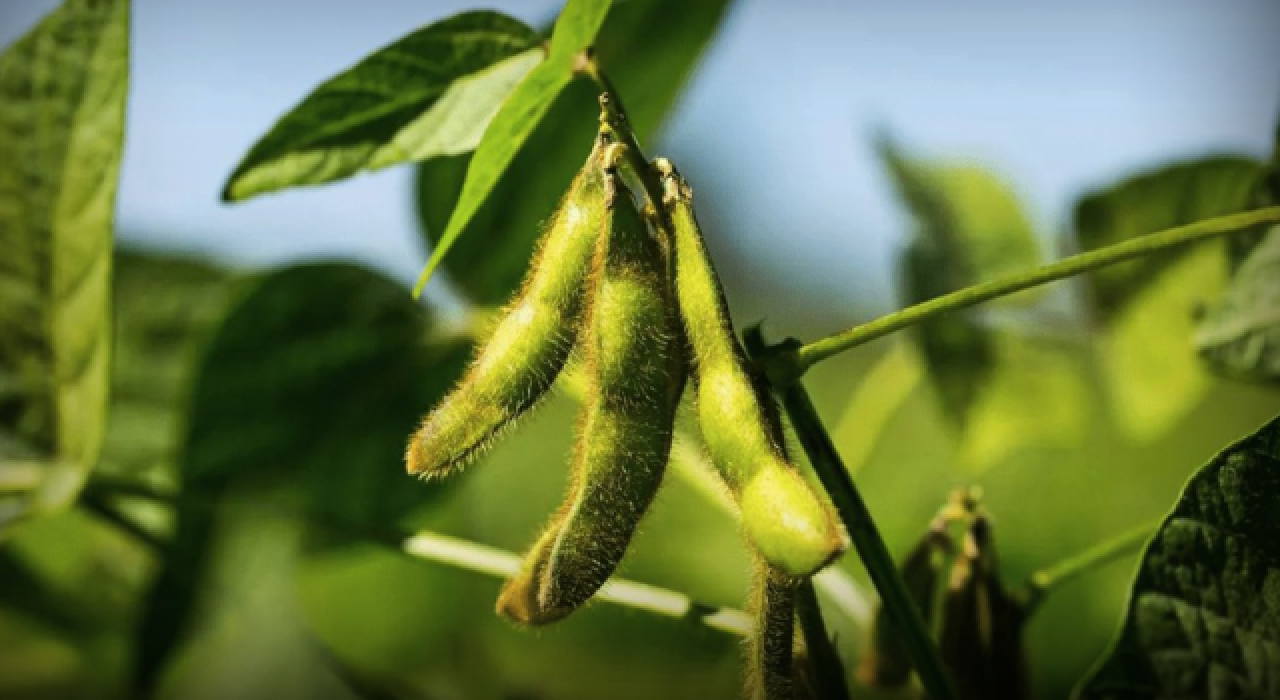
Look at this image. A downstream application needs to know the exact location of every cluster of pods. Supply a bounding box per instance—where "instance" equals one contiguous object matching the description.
[406,122,847,697]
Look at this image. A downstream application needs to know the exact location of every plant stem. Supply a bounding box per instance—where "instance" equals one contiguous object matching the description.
[577,51,669,220]
[790,205,1280,376]
[81,491,166,553]
[748,330,957,700]
[1022,521,1156,612]
[401,529,753,636]
[795,580,851,699]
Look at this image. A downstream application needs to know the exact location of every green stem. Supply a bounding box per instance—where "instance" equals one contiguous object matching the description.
[1022,521,1156,612]
[577,51,669,220]
[790,205,1280,377]
[81,492,166,553]
[749,329,957,700]
[401,529,752,636]
[795,580,851,699]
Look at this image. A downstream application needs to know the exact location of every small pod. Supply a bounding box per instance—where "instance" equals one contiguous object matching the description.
[938,513,1030,700]
[406,131,612,478]
[747,562,799,700]
[497,160,686,625]
[655,158,845,578]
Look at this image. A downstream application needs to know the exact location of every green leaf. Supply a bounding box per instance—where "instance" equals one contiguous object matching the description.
[417,0,733,305]
[879,135,1043,296]
[99,250,237,484]
[882,137,1082,471]
[134,262,469,694]
[222,11,542,202]
[1075,414,1280,700]
[0,0,131,529]
[1073,156,1264,319]
[412,0,613,298]
[182,262,469,524]
[1195,225,1280,383]
[1074,157,1264,440]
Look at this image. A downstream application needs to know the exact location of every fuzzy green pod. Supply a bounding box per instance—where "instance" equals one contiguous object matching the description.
[746,562,799,700]
[938,514,1029,700]
[496,164,685,625]
[656,158,845,578]
[406,132,612,477]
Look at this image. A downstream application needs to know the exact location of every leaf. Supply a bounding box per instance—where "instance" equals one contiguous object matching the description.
[879,135,1043,297]
[1073,156,1264,319]
[1074,157,1264,440]
[0,0,131,529]
[882,136,1042,430]
[1195,225,1280,383]
[882,138,1081,471]
[1075,414,1280,700]
[417,0,733,305]
[99,250,237,484]
[133,262,469,694]
[222,11,543,201]
[413,0,613,298]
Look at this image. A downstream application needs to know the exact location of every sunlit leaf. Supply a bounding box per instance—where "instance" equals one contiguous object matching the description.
[414,0,620,300]
[416,0,732,305]
[1076,414,1280,700]
[1196,225,1280,383]
[0,0,131,530]
[1074,157,1263,440]
[222,11,542,201]
[1073,156,1263,319]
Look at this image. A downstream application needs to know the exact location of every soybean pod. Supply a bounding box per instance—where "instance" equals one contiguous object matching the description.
[655,158,845,578]
[497,157,686,624]
[406,131,612,478]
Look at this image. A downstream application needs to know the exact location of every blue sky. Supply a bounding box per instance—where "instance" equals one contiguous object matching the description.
[4,0,1278,333]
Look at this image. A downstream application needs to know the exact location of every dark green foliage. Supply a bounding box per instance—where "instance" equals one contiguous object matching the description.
[1077,415,1280,699]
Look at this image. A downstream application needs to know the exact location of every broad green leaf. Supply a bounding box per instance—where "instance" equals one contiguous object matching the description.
[1073,156,1263,319]
[1076,414,1280,700]
[413,0,613,298]
[879,135,1043,297]
[882,138,1072,471]
[134,262,469,693]
[181,262,468,525]
[99,251,237,484]
[0,0,131,530]
[417,0,734,305]
[1196,225,1280,383]
[222,11,542,201]
[1101,246,1227,441]
[1073,157,1263,440]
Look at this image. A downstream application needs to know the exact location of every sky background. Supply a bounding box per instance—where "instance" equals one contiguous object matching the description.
[3,0,1279,336]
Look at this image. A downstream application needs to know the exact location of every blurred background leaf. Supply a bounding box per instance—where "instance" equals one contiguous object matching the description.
[1071,157,1264,440]
[222,11,543,202]
[879,136,1089,472]
[1076,413,1280,700]
[417,0,734,306]
[133,261,470,695]
[1196,225,1280,383]
[0,0,130,531]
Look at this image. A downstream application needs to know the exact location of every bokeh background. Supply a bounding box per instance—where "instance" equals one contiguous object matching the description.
[2,1,1279,699]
